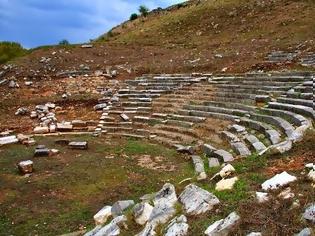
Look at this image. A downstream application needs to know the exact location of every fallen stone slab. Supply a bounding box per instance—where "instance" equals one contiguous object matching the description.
[208,158,220,168]
[85,215,127,236]
[55,139,70,145]
[164,215,189,236]
[247,233,262,236]
[111,200,135,217]
[94,103,107,111]
[261,171,297,191]
[94,205,112,225]
[68,141,88,150]
[174,144,194,155]
[133,202,153,225]
[17,160,33,174]
[308,170,315,182]
[135,223,156,236]
[204,211,241,236]
[148,201,176,226]
[179,184,220,215]
[120,113,130,121]
[57,123,73,132]
[33,126,50,134]
[191,155,207,180]
[34,145,50,157]
[153,183,177,206]
[0,135,18,146]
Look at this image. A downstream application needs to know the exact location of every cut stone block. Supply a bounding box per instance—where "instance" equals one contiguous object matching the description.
[68,141,88,150]
[17,160,33,174]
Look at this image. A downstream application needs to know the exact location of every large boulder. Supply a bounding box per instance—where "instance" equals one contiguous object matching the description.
[204,211,240,236]
[179,184,220,215]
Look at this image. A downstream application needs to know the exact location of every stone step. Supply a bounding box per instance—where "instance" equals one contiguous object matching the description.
[249,113,300,142]
[107,132,146,139]
[286,92,313,100]
[99,122,132,127]
[203,144,234,162]
[170,114,206,123]
[238,118,281,145]
[213,87,287,95]
[150,135,180,147]
[126,97,153,102]
[244,134,267,153]
[220,131,251,157]
[268,102,315,120]
[212,75,310,82]
[277,97,313,108]
[202,101,256,111]
[183,104,248,116]
[117,93,161,98]
[102,127,133,132]
[208,96,256,105]
[151,129,197,143]
[178,109,238,121]
[213,92,256,100]
[133,116,165,124]
[166,119,194,128]
[155,125,199,139]
[260,108,310,127]
[214,84,292,91]
[154,98,187,103]
[118,89,167,94]
[293,86,313,93]
[120,101,152,107]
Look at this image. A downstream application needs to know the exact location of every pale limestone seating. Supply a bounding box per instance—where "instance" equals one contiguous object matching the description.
[127,98,153,102]
[214,84,292,91]
[133,116,165,124]
[178,109,238,121]
[151,136,180,147]
[277,97,313,108]
[293,86,313,93]
[286,92,313,99]
[244,134,267,153]
[170,114,206,123]
[220,131,251,157]
[100,122,132,127]
[121,101,152,107]
[166,119,194,128]
[260,108,309,127]
[209,97,256,105]
[182,104,249,116]
[117,93,161,98]
[268,102,315,120]
[154,125,199,138]
[118,89,167,94]
[249,113,299,142]
[213,92,256,100]
[154,98,187,103]
[213,88,287,95]
[238,118,281,145]
[203,144,234,162]
[151,129,196,143]
[102,127,133,132]
[107,133,146,139]
[202,101,256,112]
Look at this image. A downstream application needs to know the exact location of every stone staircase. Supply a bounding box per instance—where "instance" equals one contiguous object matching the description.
[93,72,314,169]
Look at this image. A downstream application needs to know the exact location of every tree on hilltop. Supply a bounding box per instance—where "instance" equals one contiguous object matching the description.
[139,5,149,17]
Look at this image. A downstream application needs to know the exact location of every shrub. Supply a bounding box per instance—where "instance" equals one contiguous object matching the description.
[130,13,138,21]
[0,41,28,64]
[58,39,70,45]
[139,5,149,17]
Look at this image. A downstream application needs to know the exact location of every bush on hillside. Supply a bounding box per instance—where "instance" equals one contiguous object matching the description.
[139,5,149,17]
[130,13,138,21]
[58,39,70,45]
[0,41,28,64]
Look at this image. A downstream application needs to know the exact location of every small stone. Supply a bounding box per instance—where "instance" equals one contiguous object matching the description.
[56,123,73,132]
[307,170,315,182]
[15,107,29,116]
[219,164,235,178]
[50,149,60,156]
[247,233,262,236]
[120,113,129,121]
[34,147,50,157]
[174,144,194,155]
[94,206,112,225]
[17,160,33,174]
[205,212,241,236]
[68,141,88,150]
[208,158,220,168]
[215,177,239,191]
[256,192,269,203]
[165,215,189,236]
[94,103,107,111]
[261,171,297,191]
[303,203,315,223]
[153,183,177,206]
[278,187,295,199]
[295,228,313,236]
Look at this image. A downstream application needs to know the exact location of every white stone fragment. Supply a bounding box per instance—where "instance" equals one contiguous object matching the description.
[0,135,18,145]
[261,171,297,191]
[256,192,269,203]
[133,202,154,225]
[93,206,112,225]
[165,215,189,236]
[205,212,240,236]
[215,177,239,191]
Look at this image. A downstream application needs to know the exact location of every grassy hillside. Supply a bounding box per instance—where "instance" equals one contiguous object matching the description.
[0,42,28,64]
